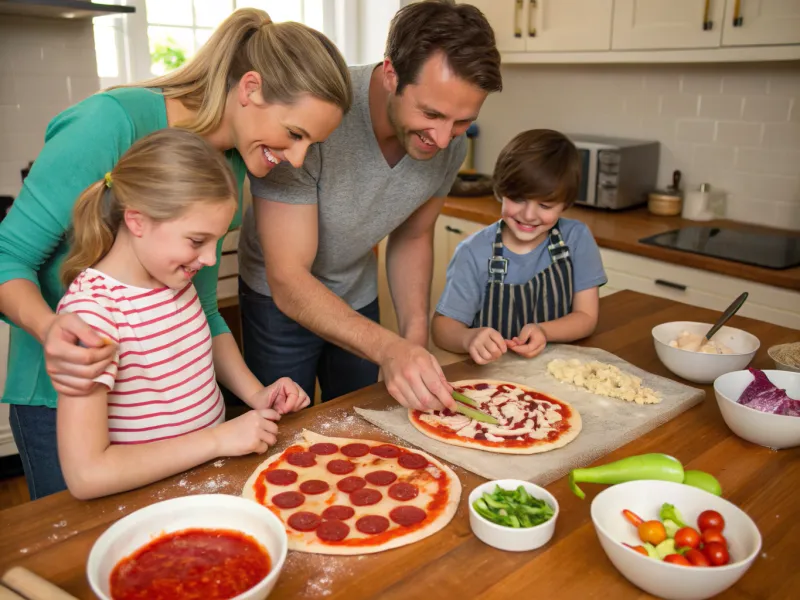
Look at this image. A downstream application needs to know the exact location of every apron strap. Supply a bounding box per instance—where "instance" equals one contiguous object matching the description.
[547,219,571,263]
[487,221,508,283]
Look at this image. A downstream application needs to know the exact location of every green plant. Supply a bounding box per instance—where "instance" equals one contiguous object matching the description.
[151,37,187,73]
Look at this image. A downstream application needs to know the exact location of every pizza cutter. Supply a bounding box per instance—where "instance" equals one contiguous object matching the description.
[451,390,499,425]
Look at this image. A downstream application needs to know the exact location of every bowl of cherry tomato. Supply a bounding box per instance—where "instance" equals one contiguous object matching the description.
[590,480,761,600]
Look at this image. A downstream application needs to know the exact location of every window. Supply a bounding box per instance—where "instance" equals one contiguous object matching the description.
[94,0,332,86]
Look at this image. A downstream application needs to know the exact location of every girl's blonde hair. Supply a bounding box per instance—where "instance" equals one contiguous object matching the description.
[61,129,237,287]
[116,9,352,134]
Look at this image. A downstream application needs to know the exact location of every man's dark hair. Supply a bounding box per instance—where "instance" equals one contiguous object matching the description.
[385,0,502,95]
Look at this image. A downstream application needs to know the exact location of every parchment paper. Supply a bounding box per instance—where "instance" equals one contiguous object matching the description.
[355,344,704,485]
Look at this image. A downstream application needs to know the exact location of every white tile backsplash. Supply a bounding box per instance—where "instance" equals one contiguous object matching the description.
[0,16,98,196]
[475,62,800,230]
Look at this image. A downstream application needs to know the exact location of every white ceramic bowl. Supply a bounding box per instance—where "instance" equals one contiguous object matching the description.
[591,480,761,600]
[468,479,558,552]
[652,321,760,384]
[714,369,800,449]
[87,494,288,600]
[767,343,800,373]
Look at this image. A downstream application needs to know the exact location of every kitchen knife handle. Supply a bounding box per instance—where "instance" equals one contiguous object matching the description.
[655,279,687,292]
[514,0,523,37]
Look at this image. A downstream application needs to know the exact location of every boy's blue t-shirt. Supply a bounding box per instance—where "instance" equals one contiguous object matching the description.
[435,218,608,326]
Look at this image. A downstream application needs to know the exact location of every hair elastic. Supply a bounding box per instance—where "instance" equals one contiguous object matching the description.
[104,172,113,188]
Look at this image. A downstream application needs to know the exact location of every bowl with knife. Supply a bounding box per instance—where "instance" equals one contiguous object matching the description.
[652,293,759,384]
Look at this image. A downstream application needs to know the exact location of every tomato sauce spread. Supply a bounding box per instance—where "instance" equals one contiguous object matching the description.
[110,528,270,600]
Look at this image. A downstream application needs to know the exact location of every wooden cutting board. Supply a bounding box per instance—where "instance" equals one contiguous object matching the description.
[355,344,704,484]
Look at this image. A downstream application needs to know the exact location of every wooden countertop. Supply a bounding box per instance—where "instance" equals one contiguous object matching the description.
[441,196,800,291]
[1,291,799,599]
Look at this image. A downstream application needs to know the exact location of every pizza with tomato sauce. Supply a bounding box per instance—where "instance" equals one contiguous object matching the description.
[242,430,461,555]
[409,379,582,454]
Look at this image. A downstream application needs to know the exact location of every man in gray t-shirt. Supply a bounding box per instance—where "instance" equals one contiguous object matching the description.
[238,1,501,410]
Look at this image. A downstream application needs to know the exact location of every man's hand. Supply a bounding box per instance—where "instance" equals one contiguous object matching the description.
[465,327,507,365]
[507,323,547,359]
[380,339,455,412]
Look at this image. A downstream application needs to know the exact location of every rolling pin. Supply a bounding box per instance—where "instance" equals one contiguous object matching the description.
[1,567,79,600]
[0,584,26,600]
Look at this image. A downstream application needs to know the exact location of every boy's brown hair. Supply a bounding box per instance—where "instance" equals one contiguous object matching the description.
[385,0,502,95]
[493,129,581,207]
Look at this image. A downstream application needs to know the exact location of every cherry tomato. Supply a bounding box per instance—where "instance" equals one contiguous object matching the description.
[701,528,727,546]
[638,520,667,545]
[697,510,725,533]
[623,542,648,556]
[622,509,644,527]
[684,548,711,567]
[703,541,730,566]
[664,554,692,566]
[674,526,702,550]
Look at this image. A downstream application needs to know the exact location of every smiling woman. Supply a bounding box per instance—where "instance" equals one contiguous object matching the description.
[0,6,351,501]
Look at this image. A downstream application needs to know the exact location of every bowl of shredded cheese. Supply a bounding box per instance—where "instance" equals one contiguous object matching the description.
[768,342,800,373]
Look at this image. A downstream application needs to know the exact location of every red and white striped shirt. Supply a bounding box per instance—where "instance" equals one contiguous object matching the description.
[57,269,224,444]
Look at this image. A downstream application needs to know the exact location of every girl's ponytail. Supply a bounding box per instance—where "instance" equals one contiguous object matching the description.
[61,179,118,287]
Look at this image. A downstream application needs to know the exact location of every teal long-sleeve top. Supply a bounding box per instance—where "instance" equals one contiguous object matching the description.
[0,87,245,409]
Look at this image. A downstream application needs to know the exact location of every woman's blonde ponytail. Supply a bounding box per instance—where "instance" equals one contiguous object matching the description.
[112,8,350,135]
[61,180,117,287]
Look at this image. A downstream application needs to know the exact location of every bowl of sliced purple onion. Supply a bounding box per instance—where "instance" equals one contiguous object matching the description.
[713,368,800,450]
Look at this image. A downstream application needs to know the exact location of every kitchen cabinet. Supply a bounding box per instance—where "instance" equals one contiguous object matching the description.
[466,0,613,52]
[464,0,800,63]
[612,0,725,50]
[721,0,800,46]
[0,321,18,459]
[600,248,800,329]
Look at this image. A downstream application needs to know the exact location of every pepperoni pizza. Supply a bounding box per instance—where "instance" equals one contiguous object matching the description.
[241,430,461,555]
[409,379,582,454]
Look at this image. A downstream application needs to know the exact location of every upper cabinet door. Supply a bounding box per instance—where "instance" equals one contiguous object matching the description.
[465,0,528,53]
[612,0,725,49]
[722,0,800,46]
[524,0,613,51]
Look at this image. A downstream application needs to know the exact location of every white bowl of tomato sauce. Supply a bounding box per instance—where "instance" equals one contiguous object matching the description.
[87,494,288,600]
[590,480,761,600]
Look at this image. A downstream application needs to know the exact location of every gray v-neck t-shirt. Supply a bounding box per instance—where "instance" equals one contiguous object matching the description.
[238,63,466,310]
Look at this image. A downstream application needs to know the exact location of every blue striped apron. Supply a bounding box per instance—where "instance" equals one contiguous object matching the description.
[472,220,574,339]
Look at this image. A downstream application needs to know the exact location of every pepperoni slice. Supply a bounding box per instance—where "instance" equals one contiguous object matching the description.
[309,443,339,455]
[272,491,305,509]
[370,444,401,458]
[327,459,355,475]
[287,511,321,532]
[390,506,426,527]
[336,476,366,493]
[265,469,298,486]
[387,482,419,502]
[364,470,397,486]
[299,479,330,495]
[316,519,350,542]
[398,453,428,470]
[356,515,390,535]
[350,488,382,506]
[286,451,317,468]
[340,443,370,458]
[474,383,489,390]
[322,505,355,521]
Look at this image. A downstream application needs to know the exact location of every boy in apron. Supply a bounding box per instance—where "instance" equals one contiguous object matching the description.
[432,129,607,365]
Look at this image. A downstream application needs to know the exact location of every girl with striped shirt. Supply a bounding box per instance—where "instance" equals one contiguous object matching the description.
[56,129,309,499]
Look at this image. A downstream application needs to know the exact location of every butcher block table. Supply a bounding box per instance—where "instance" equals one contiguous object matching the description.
[1,291,798,599]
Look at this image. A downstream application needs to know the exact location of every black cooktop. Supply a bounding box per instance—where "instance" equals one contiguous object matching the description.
[639,226,800,270]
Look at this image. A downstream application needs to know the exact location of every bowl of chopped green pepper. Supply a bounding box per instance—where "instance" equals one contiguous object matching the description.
[468,479,558,552]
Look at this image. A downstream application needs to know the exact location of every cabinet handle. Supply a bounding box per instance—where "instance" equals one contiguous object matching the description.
[732,0,744,26]
[445,225,464,235]
[655,279,687,292]
[514,0,523,38]
[702,0,713,30]
[528,0,537,37]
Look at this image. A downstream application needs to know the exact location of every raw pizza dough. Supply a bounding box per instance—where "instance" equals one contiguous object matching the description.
[408,379,582,455]
[242,430,461,555]
[547,359,661,405]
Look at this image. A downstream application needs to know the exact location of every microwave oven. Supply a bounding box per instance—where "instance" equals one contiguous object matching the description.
[568,134,660,210]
